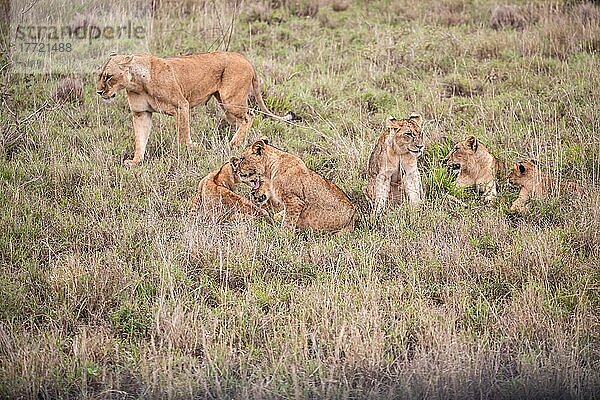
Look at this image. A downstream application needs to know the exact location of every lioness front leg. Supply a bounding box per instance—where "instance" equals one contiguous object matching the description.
[126,111,152,167]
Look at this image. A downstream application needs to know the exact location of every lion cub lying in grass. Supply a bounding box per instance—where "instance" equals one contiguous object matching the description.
[231,139,356,233]
[507,159,581,212]
[444,135,505,202]
[189,162,268,221]
[363,114,425,212]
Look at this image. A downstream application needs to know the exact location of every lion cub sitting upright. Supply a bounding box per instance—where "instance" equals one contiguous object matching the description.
[363,114,424,212]
[507,159,581,212]
[444,135,504,202]
[231,139,356,233]
[189,162,268,221]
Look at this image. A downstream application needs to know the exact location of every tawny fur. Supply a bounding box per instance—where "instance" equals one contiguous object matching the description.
[96,51,288,166]
[189,162,268,221]
[363,114,424,212]
[232,140,356,233]
[507,160,581,212]
[444,135,504,202]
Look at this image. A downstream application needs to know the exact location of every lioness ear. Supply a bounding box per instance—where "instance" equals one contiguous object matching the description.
[466,135,478,151]
[518,163,526,174]
[116,55,134,68]
[408,113,422,128]
[259,136,270,145]
[252,140,266,156]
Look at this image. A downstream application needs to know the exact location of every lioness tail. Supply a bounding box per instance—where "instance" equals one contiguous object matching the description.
[251,75,301,122]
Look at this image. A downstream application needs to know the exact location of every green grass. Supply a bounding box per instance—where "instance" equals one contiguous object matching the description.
[1,0,600,398]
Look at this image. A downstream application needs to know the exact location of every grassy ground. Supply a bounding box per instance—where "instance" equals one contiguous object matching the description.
[1,0,599,398]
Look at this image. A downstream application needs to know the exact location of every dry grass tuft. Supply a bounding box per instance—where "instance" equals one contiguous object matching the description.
[50,77,83,105]
[69,12,96,31]
[331,0,349,12]
[490,5,526,30]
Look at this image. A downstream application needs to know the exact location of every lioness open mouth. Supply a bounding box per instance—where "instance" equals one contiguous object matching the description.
[250,179,260,190]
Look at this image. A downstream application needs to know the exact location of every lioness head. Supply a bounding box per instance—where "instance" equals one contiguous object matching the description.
[96,53,134,101]
[386,113,424,157]
[231,138,271,190]
[444,135,480,176]
[508,159,540,189]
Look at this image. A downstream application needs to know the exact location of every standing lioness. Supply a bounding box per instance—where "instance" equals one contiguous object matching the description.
[96,52,296,166]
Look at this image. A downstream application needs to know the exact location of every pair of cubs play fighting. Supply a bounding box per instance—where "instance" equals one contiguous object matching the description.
[97,50,579,229]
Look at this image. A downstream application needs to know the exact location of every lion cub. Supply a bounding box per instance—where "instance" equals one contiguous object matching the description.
[231,139,356,233]
[507,159,581,212]
[444,135,504,202]
[363,114,424,212]
[189,162,268,221]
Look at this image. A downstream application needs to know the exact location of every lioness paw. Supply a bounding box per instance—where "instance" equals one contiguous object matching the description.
[123,159,141,167]
[229,138,243,148]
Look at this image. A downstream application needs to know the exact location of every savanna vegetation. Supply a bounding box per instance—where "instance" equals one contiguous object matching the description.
[1,0,599,398]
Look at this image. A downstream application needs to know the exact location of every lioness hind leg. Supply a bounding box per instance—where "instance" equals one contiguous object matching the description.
[228,113,254,148]
[175,102,195,146]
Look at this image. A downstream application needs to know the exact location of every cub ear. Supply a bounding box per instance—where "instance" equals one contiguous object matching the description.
[229,157,240,171]
[386,116,398,128]
[252,139,267,156]
[518,162,526,174]
[465,135,478,151]
[529,159,538,166]
[408,113,422,128]
[259,136,269,145]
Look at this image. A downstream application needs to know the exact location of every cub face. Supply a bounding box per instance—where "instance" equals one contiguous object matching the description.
[444,135,479,176]
[250,180,270,206]
[96,54,133,100]
[386,113,424,157]
[508,159,539,188]
[231,139,270,190]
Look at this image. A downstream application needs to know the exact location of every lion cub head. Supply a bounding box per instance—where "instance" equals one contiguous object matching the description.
[507,159,542,191]
[230,138,271,190]
[444,135,482,178]
[444,135,500,199]
[385,114,424,158]
[96,54,136,100]
[249,177,271,206]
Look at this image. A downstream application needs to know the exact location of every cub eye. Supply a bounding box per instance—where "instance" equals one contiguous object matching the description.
[105,74,113,82]
[404,131,414,137]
